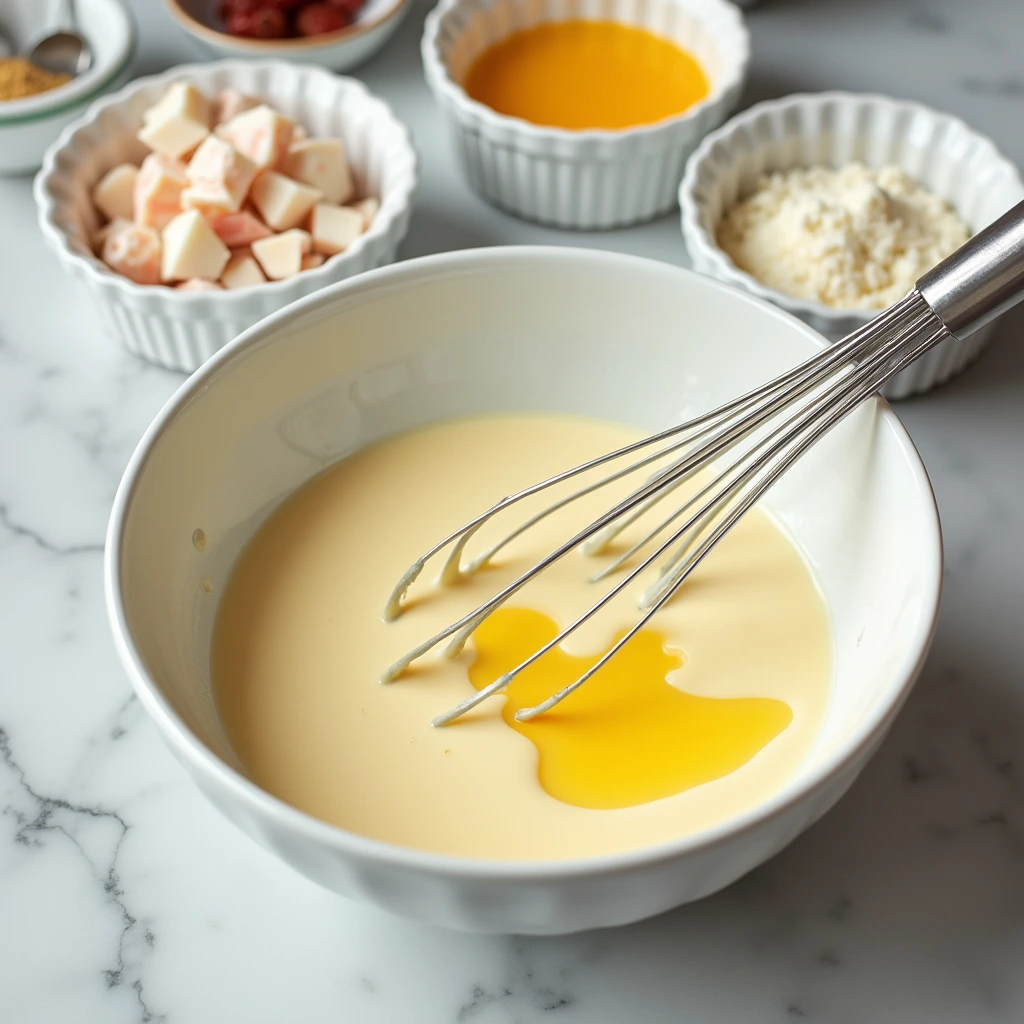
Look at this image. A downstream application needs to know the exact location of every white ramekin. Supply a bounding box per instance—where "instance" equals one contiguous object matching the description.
[679,92,1024,399]
[422,0,749,230]
[34,60,417,373]
[0,0,136,176]
[107,247,942,934]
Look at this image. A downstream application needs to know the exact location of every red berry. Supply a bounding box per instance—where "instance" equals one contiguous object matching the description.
[295,2,349,35]
[219,0,261,17]
[225,6,288,37]
[327,0,364,17]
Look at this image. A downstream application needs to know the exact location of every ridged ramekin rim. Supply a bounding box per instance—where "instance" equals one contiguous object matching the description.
[679,89,1024,325]
[33,59,418,313]
[420,0,750,152]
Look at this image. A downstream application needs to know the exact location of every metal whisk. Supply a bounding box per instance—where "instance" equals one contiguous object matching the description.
[384,200,1024,727]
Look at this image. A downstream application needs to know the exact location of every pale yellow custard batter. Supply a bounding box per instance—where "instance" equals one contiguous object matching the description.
[212,414,832,860]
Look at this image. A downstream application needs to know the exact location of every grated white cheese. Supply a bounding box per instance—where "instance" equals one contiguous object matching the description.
[717,163,970,310]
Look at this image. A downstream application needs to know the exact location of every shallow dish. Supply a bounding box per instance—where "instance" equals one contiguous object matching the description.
[0,0,135,176]
[165,0,411,72]
[34,59,417,372]
[422,0,748,229]
[679,92,1024,398]
[106,247,941,934]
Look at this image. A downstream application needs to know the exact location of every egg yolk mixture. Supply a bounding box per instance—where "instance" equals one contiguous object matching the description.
[212,414,832,860]
[471,608,793,810]
[462,21,710,130]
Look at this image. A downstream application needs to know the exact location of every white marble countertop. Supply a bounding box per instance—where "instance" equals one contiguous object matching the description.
[3,0,1024,1020]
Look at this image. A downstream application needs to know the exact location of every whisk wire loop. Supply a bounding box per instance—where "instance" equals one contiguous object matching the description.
[388,290,950,722]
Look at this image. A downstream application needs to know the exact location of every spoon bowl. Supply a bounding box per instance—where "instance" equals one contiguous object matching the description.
[29,28,93,77]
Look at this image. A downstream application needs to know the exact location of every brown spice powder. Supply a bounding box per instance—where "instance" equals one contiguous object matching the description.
[0,57,71,101]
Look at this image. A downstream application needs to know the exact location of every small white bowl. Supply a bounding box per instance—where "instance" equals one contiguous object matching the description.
[34,60,417,373]
[106,247,941,934]
[0,0,136,176]
[165,0,411,73]
[680,92,1024,399]
[422,0,749,229]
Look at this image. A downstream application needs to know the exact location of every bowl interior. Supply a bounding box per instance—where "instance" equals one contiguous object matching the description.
[437,0,739,98]
[0,0,132,120]
[113,248,940,848]
[43,62,409,273]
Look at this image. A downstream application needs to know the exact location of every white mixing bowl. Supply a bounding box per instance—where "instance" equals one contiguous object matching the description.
[105,247,942,934]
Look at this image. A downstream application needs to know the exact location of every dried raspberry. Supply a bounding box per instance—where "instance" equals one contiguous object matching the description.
[225,6,289,37]
[219,0,262,17]
[295,2,350,36]
[327,0,364,17]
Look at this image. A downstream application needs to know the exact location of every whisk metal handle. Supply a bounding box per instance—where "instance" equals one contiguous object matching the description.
[917,198,1024,339]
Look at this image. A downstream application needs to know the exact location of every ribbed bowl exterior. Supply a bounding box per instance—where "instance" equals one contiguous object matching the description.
[422,0,749,230]
[679,92,1024,398]
[35,60,417,373]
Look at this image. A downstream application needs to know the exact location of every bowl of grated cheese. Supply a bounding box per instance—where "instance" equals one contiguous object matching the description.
[679,92,1024,399]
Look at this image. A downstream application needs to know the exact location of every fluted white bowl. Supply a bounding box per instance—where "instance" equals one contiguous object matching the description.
[35,60,417,373]
[680,92,1024,398]
[422,0,749,229]
[107,247,942,934]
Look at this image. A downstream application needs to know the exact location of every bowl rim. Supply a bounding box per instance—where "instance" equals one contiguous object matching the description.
[164,0,411,51]
[420,0,750,145]
[0,0,136,125]
[679,89,1024,325]
[105,245,943,881]
[33,58,418,308]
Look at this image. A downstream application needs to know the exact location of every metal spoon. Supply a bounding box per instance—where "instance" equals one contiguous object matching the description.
[28,0,92,77]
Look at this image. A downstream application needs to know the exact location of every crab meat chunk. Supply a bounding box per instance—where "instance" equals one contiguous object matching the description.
[249,171,322,231]
[161,210,231,283]
[208,209,274,248]
[213,88,260,126]
[220,250,267,290]
[138,82,210,159]
[217,104,295,170]
[310,202,364,256]
[101,221,162,285]
[181,136,259,217]
[252,229,311,280]
[92,164,138,223]
[134,153,188,231]
[283,138,353,205]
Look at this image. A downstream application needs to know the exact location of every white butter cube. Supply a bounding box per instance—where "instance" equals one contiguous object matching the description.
[134,153,188,231]
[350,196,379,230]
[102,222,162,285]
[252,229,311,280]
[208,209,273,248]
[213,88,259,126]
[283,138,353,205]
[221,251,268,290]
[92,164,138,222]
[249,171,322,231]
[138,82,210,159]
[181,136,258,217]
[300,252,326,271]
[176,278,223,292]
[161,210,231,283]
[310,202,364,256]
[217,105,294,170]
